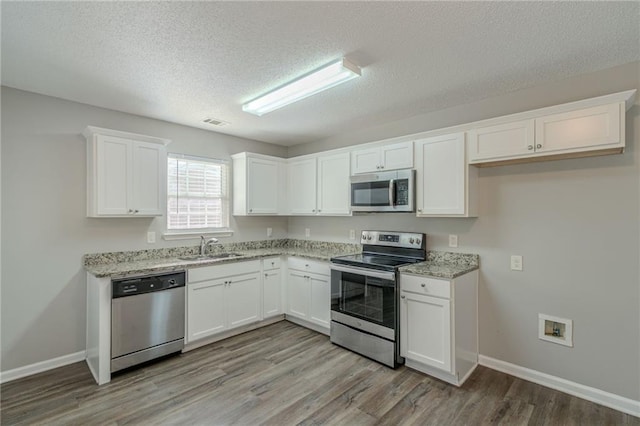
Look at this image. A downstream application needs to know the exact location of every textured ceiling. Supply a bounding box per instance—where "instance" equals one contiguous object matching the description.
[2,2,639,146]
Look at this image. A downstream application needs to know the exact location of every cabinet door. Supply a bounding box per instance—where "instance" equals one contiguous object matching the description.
[263,269,282,318]
[416,133,466,215]
[381,141,413,170]
[287,270,310,319]
[535,103,621,154]
[95,135,130,215]
[247,157,279,214]
[317,152,350,215]
[309,273,330,328]
[187,279,227,343]
[468,119,535,162]
[400,291,452,373]
[131,141,165,216]
[288,158,317,214]
[226,272,261,329]
[351,147,381,174]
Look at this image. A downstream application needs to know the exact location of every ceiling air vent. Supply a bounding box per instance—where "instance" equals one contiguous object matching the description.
[202,117,229,127]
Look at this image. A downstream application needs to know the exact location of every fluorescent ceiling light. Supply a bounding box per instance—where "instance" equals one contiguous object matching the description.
[242,58,361,116]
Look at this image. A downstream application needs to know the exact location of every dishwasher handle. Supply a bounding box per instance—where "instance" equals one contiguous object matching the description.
[112,271,185,298]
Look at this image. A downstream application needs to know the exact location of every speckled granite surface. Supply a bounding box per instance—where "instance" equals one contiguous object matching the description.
[84,240,478,279]
[399,252,479,279]
[83,239,361,278]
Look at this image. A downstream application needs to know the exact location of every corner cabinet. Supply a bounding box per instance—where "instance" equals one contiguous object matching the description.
[232,152,287,216]
[400,271,478,386]
[84,126,170,217]
[288,152,351,216]
[415,133,477,217]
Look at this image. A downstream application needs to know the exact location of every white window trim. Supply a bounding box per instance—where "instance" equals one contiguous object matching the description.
[162,229,234,241]
[166,152,231,234]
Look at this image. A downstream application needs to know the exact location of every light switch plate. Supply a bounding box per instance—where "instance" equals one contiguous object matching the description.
[510,255,523,271]
[267,227,273,237]
[147,231,156,244]
[449,235,458,248]
[349,229,356,240]
[305,228,311,237]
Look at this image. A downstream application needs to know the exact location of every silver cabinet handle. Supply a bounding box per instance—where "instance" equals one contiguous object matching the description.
[134,209,139,213]
[318,209,321,213]
[401,295,406,299]
[312,209,316,213]
[527,145,534,151]
[421,283,426,287]
[536,144,542,149]
[128,209,133,213]
[249,209,253,213]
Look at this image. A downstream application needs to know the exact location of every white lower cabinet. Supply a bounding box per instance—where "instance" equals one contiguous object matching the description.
[187,260,261,343]
[262,257,283,318]
[400,271,478,386]
[286,257,330,334]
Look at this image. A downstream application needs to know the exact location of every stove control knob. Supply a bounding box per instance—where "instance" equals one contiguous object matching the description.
[416,239,421,245]
[367,235,372,240]
[409,238,414,244]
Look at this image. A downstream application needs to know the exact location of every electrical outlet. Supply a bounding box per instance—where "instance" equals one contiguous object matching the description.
[510,255,523,271]
[449,234,458,248]
[267,227,273,237]
[305,228,311,237]
[147,231,156,244]
[349,229,356,240]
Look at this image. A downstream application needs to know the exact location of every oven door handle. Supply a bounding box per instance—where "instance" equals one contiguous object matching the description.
[330,264,395,281]
[389,179,395,207]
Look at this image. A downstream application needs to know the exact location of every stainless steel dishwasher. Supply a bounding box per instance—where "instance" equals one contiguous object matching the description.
[111,271,186,372]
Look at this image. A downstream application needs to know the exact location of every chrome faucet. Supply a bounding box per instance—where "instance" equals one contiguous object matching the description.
[200,236,219,255]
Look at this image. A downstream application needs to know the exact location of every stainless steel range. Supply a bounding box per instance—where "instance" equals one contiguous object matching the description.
[330,230,426,368]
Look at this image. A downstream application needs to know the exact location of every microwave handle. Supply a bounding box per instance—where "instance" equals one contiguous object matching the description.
[389,179,395,206]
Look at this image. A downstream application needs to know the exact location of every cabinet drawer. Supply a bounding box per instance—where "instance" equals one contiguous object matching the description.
[401,274,450,299]
[287,257,329,276]
[263,257,282,270]
[188,260,261,283]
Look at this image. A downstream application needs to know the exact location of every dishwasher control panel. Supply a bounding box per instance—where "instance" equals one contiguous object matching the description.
[112,271,185,298]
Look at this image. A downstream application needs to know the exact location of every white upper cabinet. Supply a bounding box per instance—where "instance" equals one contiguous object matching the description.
[84,126,169,217]
[468,91,633,166]
[415,133,477,217]
[316,152,350,215]
[351,141,413,174]
[232,152,286,216]
[288,152,351,216]
[288,157,317,215]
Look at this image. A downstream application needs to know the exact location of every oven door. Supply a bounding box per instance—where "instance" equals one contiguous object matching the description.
[330,264,397,339]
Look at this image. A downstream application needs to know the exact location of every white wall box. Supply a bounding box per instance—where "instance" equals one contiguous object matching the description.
[467,90,636,166]
[232,152,287,216]
[400,271,478,386]
[262,257,283,318]
[285,257,331,334]
[187,260,261,343]
[351,140,414,174]
[84,126,170,217]
[288,152,351,216]
[415,133,477,217]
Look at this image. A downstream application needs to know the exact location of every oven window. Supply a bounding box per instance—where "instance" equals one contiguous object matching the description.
[332,271,395,328]
[351,181,391,206]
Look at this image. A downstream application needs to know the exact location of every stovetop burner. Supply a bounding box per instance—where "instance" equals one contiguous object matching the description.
[330,230,426,272]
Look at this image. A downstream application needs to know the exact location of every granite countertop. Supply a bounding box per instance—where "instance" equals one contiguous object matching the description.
[399,251,479,279]
[84,239,479,280]
[83,239,360,278]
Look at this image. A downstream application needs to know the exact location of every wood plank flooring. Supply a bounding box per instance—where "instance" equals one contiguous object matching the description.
[1,321,638,425]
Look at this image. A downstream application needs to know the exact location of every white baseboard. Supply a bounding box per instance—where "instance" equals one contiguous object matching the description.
[0,351,86,384]
[479,355,640,418]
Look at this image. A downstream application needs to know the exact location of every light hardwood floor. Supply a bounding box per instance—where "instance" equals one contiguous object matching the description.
[1,321,638,425]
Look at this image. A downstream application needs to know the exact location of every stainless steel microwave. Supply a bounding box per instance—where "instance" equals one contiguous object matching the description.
[350,169,415,212]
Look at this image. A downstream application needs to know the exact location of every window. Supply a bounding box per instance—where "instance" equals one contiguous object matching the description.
[167,154,229,232]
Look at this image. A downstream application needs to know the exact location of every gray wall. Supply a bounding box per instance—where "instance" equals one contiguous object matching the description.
[288,61,640,400]
[0,87,288,371]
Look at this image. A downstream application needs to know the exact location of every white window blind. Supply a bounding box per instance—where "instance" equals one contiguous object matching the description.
[167,154,229,231]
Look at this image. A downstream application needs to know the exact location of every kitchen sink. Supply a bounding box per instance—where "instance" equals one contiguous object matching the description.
[178,253,243,261]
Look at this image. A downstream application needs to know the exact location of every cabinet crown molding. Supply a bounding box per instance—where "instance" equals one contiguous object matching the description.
[83,126,171,146]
